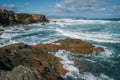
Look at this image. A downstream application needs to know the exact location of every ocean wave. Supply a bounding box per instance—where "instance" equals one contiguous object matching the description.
[56,28,120,43]
[79,72,114,80]
[52,50,114,80]
[50,18,114,27]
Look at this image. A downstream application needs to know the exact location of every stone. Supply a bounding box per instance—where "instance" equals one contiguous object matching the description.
[35,39,105,56]
[0,39,105,80]
[0,43,67,80]
[0,29,4,32]
[94,47,105,53]
[0,9,49,27]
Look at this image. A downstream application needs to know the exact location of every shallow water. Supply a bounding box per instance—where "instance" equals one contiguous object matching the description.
[0,19,120,80]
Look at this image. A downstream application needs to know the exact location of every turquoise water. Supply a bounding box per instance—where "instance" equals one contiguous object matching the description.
[0,19,120,80]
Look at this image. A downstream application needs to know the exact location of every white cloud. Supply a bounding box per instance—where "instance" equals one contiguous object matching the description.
[54,0,120,18]
[56,0,108,12]
[0,3,30,11]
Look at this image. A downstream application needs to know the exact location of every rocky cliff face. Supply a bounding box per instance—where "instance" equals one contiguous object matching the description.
[0,9,49,26]
[0,9,16,26]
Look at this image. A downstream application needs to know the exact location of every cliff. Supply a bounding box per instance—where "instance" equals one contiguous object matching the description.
[0,9,49,26]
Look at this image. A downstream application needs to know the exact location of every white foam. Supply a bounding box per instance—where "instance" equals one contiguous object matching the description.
[85,59,96,63]
[26,23,43,27]
[56,28,120,43]
[79,72,114,80]
[100,48,113,58]
[53,50,80,79]
[50,18,112,26]
[1,33,13,39]
[53,50,114,80]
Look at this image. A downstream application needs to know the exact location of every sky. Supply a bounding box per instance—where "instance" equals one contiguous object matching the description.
[0,0,120,18]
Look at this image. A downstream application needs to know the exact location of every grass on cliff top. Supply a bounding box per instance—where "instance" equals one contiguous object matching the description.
[16,13,32,20]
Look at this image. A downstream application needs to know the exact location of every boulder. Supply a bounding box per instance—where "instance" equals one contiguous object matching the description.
[0,65,63,80]
[0,43,67,80]
[0,29,4,32]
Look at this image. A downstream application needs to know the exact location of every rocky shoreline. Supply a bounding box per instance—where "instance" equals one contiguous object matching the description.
[0,39,104,80]
[0,9,49,27]
[0,9,105,80]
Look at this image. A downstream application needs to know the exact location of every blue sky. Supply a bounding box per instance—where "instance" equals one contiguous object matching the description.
[0,0,120,18]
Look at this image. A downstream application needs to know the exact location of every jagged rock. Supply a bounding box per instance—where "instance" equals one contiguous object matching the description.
[94,47,105,53]
[0,9,16,26]
[32,14,49,22]
[0,9,49,26]
[0,39,105,80]
[35,39,105,56]
[0,65,63,80]
[0,43,67,80]
[14,13,34,24]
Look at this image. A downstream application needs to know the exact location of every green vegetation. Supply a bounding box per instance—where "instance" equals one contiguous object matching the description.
[16,13,32,20]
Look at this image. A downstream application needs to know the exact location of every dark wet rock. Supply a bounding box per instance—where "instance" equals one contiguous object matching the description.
[35,39,105,56]
[0,9,16,26]
[53,21,57,22]
[0,9,49,27]
[0,43,4,45]
[0,29,4,32]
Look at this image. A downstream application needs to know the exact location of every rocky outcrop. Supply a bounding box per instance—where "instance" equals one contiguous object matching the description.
[0,9,16,26]
[0,43,66,80]
[0,39,104,80]
[35,39,105,56]
[0,9,49,26]
[1,65,64,80]
[32,14,48,22]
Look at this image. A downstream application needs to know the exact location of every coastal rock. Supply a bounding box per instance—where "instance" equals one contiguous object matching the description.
[94,47,105,52]
[1,65,63,80]
[0,9,16,26]
[0,39,105,80]
[0,43,67,80]
[0,29,3,31]
[0,9,49,26]
[32,14,49,22]
[35,39,105,56]
[14,13,34,24]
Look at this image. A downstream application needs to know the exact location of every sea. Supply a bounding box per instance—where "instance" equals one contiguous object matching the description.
[0,18,120,80]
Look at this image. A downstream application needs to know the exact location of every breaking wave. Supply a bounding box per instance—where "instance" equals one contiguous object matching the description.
[56,28,120,43]
[52,50,114,80]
